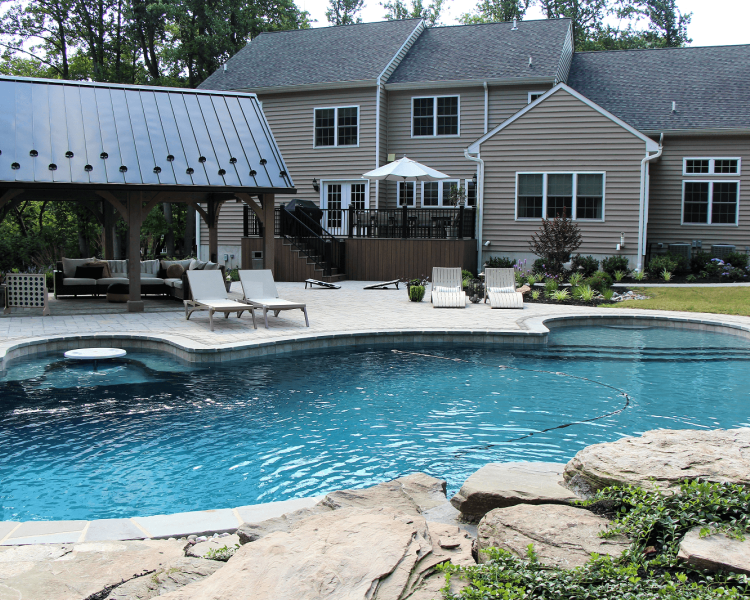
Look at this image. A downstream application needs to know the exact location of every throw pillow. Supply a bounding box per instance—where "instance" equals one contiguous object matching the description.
[85,260,112,278]
[166,264,185,279]
[203,261,220,271]
[189,259,207,270]
[74,265,104,279]
[489,286,516,294]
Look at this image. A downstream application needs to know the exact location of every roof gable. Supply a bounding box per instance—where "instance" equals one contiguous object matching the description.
[568,45,750,132]
[0,76,293,191]
[468,83,659,153]
[387,19,572,86]
[199,19,423,92]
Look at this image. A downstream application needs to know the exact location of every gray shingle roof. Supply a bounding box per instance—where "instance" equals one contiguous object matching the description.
[386,19,571,84]
[568,45,750,132]
[199,20,422,91]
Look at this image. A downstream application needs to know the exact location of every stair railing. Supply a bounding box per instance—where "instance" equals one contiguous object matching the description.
[279,209,345,277]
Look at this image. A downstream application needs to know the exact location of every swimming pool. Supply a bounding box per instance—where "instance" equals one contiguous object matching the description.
[2,326,749,521]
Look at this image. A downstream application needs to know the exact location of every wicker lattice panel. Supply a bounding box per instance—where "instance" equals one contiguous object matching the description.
[4,273,49,314]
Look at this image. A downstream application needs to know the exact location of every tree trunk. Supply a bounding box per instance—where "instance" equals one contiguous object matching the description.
[184,205,196,256]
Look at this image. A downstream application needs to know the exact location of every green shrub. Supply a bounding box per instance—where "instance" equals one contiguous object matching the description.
[649,253,687,275]
[662,268,673,281]
[633,270,646,281]
[583,271,613,292]
[204,544,239,562]
[690,250,712,274]
[531,258,546,274]
[601,255,630,277]
[485,257,516,269]
[543,278,558,297]
[408,285,425,302]
[228,268,239,282]
[726,252,749,269]
[574,284,596,302]
[550,289,570,301]
[601,288,615,301]
[571,254,599,277]
[530,290,540,300]
[613,269,627,282]
[568,272,584,287]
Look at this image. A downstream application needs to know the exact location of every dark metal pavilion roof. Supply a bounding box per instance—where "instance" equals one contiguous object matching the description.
[0,76,295,193]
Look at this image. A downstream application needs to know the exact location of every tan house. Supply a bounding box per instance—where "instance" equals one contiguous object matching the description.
[199,18,749,275]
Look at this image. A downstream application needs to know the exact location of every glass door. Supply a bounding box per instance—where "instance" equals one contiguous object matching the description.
[322,181,369,235]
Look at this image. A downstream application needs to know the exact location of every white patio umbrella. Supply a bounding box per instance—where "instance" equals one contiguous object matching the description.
[362,156,450,181]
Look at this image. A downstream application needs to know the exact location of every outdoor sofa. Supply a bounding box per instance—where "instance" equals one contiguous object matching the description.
[54,257,224,300]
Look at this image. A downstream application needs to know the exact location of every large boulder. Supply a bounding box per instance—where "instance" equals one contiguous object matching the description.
[237,472,447,544]
[0,540,185,600]
[477,504,629,569]
[159,507,438,600]
[450,462,578,521]
[677,527,750,575]
[564,428,750,493]
[107,556,224,599]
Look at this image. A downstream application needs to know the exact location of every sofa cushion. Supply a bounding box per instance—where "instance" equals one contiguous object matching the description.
[75,265,105,279]
[141,277,165,286]
[96,277,130,286]
[64,278,97,286]
[166,264,185,278]
[62,257,95,278]
[163,278,184,288]
[141,259,160,276]
[189,259,207,270]
[204,261,220,271]
[108,259,128,274]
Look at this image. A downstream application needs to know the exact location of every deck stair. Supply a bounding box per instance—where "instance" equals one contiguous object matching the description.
[279,210,347,282]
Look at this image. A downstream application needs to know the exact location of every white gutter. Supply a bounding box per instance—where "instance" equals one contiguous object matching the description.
[375,81,381,208]
[636,133,663,271]
[464,148,485,274]
[483,81,488,134]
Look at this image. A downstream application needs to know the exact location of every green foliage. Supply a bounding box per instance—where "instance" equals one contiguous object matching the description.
[601,287,615,300]
[529,212,582,276]
[573,284,596,302]
[486,257,516,269]
[550,288,570,301]
[459,0,528,25]
[662,268,673,281]
[462,269,474,281]
[649,253,686,275]
[440,480,750,600]
[228,268,239,282]
[525,273,540,285]
[530,289,540,300]
[571,254,599,277]
[685,274,697,283]
[381,0,446,26]
[203,543,239,562]
[613,269,627,282]
[531,258,546,275]
[633,269,646,281]
[543,278,558,297]
[601,255,630,277]
[568,271,584,287]
[326,0,364,24]
[725,252,749,269]
[408,285,425,302]
[584,271,613,292]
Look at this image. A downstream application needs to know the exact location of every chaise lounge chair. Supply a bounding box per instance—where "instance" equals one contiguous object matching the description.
[184,270,256,331]
[239,270,310,329]
[430,267,466,308]
[484,268,524,309]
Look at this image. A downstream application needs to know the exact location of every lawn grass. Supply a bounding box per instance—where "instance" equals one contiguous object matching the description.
[602,286,750,316]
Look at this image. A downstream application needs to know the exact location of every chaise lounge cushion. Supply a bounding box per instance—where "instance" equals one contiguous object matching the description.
[62,257,96,277]
[489,286,516,294]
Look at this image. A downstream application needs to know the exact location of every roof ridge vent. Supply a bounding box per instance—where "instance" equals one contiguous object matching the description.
[511,17,518,31]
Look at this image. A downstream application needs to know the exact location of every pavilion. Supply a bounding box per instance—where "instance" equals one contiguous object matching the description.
[0,75,295,312]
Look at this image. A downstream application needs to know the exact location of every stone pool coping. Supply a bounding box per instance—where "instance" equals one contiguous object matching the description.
[3,310,750,372]
[2,309,750,543]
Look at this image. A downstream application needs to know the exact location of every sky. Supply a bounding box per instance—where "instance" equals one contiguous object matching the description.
[297,0,750,47]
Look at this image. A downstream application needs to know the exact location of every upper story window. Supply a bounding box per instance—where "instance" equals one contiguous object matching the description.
[412,96,459,137]
[683,157,740,175]
[314,106,359,148]
[528,91,546,103]
[516,172,605,221]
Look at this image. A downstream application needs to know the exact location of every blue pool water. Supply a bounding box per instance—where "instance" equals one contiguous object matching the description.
[2,326,750,521]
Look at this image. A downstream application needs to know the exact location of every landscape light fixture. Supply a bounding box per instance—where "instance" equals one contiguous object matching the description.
[312,178,320,192]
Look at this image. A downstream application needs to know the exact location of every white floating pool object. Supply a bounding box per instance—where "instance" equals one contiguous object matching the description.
[64,348,127,360]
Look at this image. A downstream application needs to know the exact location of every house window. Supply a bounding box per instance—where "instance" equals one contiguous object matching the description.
[412,96,459,137]
[682,180,739,225]
[528,91,546,103]
[516,172,605,221]
[314,106,359,147]
[398,181,415,206]
[420,180,460,207]
[465,180,476,206]
[683,157,740,175]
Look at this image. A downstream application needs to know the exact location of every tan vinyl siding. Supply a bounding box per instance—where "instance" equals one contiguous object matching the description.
[648,135,750,250]
[487,84,553,130]
[201,87,377,245]
[479,88,647,256]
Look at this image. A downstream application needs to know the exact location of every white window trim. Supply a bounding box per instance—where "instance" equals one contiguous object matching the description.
[514,172,607,222]
[682,157,741,176]
[397,180,416,207]
[528,91,546,104]
[680,179,740,226]
[420,179,461,207]
[464,178,477,207]
[319,179,370,209]
[410,95,461,138]
[313,105,360,148]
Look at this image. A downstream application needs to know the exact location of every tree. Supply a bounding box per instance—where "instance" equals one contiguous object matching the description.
[326,0,364,25]
[459,0,529,25]
[537,0,610,50]
[382,0,446,26]
[528,211,582,274]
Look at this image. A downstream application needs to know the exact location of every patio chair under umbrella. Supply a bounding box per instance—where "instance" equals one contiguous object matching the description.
[363,156,450,181]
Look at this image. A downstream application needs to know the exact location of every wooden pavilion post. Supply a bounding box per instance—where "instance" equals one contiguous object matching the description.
[261,193,275,273]
[206,196,222,263]
[126,193,144,313]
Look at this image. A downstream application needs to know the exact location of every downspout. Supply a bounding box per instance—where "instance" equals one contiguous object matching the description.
[464,148,485,274]
[483,81,488,134]
[375,77,381,209]
[636,133,663,271]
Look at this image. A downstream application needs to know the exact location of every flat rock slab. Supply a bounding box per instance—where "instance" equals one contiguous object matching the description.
[678,527,750,575]
[477,504,629,569]
[108,557,224,599]
[564,428,750,493]
[159,507,432,600]
[0,539,185,600]
[186,535,241,560]
[450,462,578,521]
